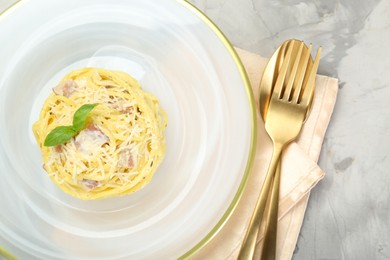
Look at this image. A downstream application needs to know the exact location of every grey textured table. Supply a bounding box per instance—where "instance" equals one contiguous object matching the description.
[188,0,390,259]
[2,1,390,259]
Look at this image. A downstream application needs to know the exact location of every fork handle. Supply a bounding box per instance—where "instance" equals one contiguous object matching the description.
[260,158,282,260]
[238,143,283,260]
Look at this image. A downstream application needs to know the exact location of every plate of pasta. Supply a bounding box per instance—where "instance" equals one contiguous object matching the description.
[0,0,256,259]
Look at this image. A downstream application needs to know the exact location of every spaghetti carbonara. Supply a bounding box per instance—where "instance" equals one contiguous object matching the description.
[33,68,167,200]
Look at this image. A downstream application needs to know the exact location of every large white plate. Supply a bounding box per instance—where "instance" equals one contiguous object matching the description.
[0,0,256,259]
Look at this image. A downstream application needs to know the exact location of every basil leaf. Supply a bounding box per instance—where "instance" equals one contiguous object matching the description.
[43,103,99,147]
[72,103,98,131]
[44,126,76,147]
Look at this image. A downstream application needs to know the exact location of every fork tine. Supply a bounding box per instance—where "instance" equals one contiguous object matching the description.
[291,44,312,103]
[299,47,322,105]
[283,41,304,101]
[271,40,292,88]
[272,42,293,99]
[275,40,291,72]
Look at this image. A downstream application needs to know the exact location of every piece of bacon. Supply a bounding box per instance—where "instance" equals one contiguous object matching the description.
[54,145,63,153]
[107,100,134,114]
[53,79,78,97]
[80,179,99,190]
[121,105,134,114]
[74,124,109,155]
[86,124,103,132]
[117,149,134,168]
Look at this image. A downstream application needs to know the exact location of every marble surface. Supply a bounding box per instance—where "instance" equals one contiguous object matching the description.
[188,0,390,259]
[1,0,390,259]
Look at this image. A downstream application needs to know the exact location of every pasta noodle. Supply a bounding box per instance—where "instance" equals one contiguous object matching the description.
[32,68,167,200]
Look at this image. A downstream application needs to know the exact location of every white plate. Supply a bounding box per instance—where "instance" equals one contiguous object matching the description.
[0,0,256,259]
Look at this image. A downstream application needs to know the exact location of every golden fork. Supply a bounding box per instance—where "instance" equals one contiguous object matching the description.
[238,40,321,259]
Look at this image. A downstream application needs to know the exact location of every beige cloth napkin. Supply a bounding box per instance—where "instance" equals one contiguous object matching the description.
[192,48,338,259]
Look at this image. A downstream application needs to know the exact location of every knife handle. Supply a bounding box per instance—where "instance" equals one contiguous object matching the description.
[260,159,281,260]
[238,144,282,260]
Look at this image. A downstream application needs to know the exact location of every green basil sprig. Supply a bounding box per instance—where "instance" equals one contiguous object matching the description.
[44,104,98,147]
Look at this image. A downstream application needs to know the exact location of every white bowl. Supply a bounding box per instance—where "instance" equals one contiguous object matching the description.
[0,0,256,259]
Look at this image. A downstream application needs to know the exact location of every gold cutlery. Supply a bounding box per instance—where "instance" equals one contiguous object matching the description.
[238,40,321,259]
